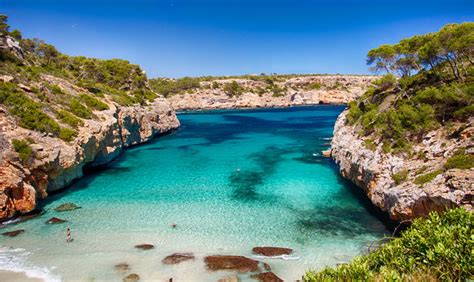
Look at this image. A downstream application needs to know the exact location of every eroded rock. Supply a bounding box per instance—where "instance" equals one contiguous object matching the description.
[2,229,25,237]
[162,253,195,264]
[123,273,140,282]
[251,272,283,282]
[204,255,260,273]
[45,217,67,224]
[135,244,154,250]
[252,247,293,257]
[115,262,130,273]
[54,203,81,212]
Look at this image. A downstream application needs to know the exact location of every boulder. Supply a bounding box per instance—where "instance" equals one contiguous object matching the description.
[204,255,260,273]
[218,275,240,282]
[321,150,331,157]
[123,273,140,282]
[252,247,293,257]
[45,217,67,224]
[134,244,154,250]
[115,262,130,273]
[2,229,25,237]
[251,272,283,282]
[162,253,195,264]
[54,203,81,212]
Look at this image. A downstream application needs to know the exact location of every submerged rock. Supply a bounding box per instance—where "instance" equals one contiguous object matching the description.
[162,253,195,264]
[123,273,140,282]
[251,272,283,282]
[115,262,130,273]
[134,244,154,250]
[2,229,25,237]
[252,247,293,257]
[204,255,260,273]
[218,275,240,282]
[45,217,67,224]
[54,203,81,212]
[263,262,272,271]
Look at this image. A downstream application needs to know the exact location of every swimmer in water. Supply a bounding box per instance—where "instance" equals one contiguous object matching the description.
[66,228,72,242]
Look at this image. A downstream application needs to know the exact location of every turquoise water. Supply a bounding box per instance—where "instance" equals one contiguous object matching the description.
[0,105,388,281]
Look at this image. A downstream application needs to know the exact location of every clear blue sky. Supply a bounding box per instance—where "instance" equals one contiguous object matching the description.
[3,0,473,78]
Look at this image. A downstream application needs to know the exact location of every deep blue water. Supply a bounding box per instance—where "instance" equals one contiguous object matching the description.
[0,105,388,281]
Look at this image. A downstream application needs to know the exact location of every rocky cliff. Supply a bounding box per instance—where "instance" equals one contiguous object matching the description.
[166,75,377,110]
[330,111,473,221]
[0,35,180,221]
[0,83,179,221]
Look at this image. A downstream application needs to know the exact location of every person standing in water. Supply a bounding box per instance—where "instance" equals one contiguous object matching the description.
[66,228,72,242]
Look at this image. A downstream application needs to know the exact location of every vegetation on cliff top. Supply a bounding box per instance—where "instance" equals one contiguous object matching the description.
[347,22,473,154]
[0,15,160,142]
[304,208,474,281]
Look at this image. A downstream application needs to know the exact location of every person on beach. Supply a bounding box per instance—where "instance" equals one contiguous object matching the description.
[66,228,72,242]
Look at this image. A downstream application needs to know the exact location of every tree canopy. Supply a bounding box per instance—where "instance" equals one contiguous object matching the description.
[367,22,474,80]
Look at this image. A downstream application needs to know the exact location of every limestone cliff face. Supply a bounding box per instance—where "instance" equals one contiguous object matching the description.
[330,111,473,221]
[167,75,377,110]
[0,98,179,221]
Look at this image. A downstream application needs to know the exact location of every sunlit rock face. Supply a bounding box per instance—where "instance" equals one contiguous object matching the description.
[167,75,377,111]
[330,111,473,221]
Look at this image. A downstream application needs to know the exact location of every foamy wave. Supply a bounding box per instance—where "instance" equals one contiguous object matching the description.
[0,246,61,282]
[253,254,301,260]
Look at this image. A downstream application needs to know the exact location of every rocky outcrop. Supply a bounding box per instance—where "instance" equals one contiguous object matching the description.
[331,111,473,221]
[0,93,179,221]
[167,75,377,110]
[252,247,293,257]
[162,253,195,264]
[204,255,261,273]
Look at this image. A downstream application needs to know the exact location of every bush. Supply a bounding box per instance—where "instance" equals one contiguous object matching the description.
[56,110,83,128]
[413,169,443,186]
[69,99,92,119]
[304,208,474,281]
[223,81,243,97]
[306,82,321,90]
[59,127,77,142]
[12,139,33,162]
[79,93,109,110]
[363,139,377,151]
[392,169,409,185]
[0,82,60,135]
[444,148,474,170]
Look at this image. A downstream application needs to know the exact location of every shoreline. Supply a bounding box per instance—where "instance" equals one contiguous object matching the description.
[0,270,43,282]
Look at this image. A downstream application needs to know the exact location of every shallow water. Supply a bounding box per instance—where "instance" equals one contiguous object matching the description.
[0,105,388,281]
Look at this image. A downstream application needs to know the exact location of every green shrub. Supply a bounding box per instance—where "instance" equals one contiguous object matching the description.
[304,208,474,281]
[363,139,377,151]
[392,169,409,185]
[59,127,77,142]
[69,99,92,119]
[223,81,243,97]
[306,82,322,90]
[56,110,83,128]
[0,82,60,135]
[46,83,64,95]
[414,169,443,186]
[79,93,109,110]
[12,139,33,162]
[444,148,474,170]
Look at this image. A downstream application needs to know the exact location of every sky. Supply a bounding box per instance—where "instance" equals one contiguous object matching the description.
[2,0,473,78]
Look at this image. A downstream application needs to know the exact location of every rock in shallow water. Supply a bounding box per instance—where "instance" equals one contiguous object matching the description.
[252,247,293,257]
[204,255,260,273]
[115,262,130,273]
[251,272,283,282]
[123,273,140,282]
[54,203,81,212]
[2,229,25,237]
[162,253,195,264]
[134,244,154,250]
[218,275,240,282]
[45,217,67,224]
